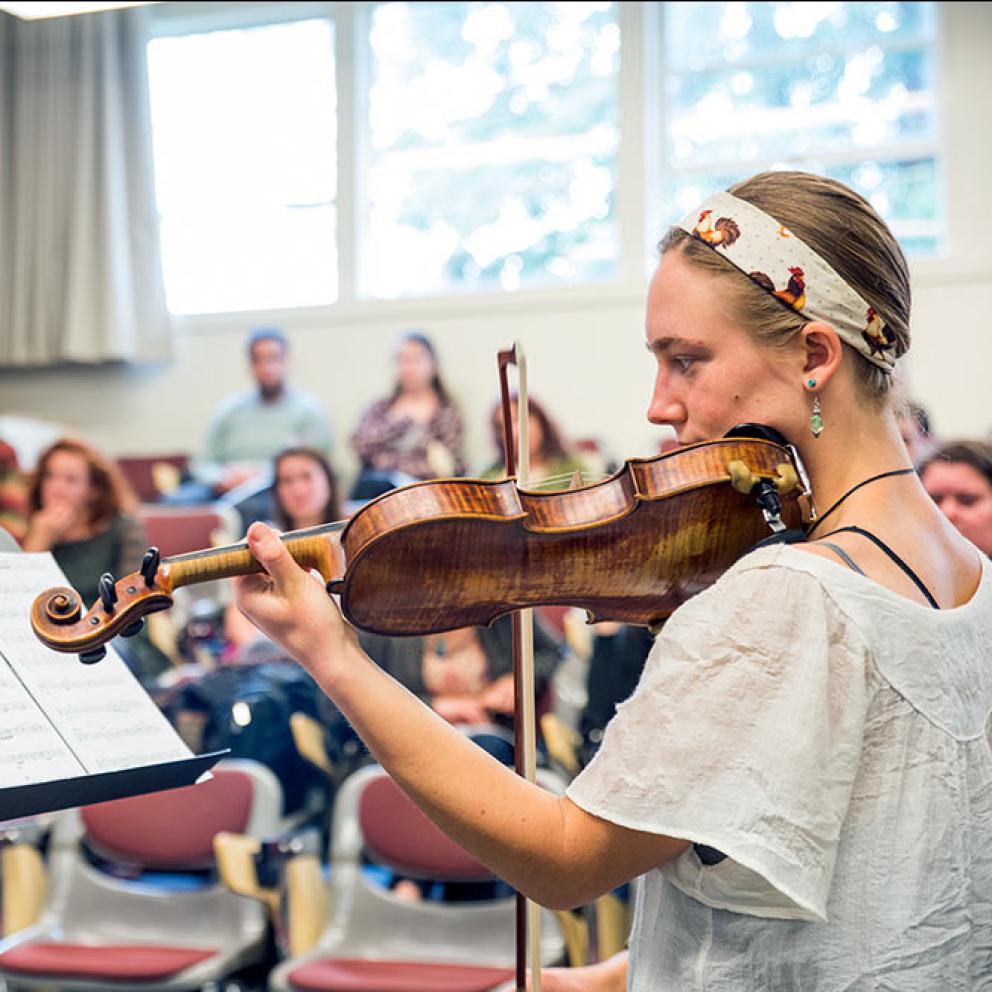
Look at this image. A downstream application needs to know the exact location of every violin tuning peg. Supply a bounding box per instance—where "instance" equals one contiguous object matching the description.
[79,647,107,665]
[140,547,161,588]
[98,573,118,613]
[120,620,144,638]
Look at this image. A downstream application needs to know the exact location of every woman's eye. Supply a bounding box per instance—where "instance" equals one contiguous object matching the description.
[673,356,694,373]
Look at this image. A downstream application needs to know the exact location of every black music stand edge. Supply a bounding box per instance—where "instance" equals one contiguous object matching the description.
[0,750,229,821]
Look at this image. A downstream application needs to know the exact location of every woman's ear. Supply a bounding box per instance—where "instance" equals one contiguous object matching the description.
[800,322,844,389]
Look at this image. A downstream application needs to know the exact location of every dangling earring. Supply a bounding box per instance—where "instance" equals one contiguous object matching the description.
[810,394,824,439]
[804,378,823,438]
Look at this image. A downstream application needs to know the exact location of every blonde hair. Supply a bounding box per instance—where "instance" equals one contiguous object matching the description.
[659,171,911,403]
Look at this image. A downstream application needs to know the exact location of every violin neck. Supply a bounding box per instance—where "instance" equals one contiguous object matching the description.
[157,522,345,592]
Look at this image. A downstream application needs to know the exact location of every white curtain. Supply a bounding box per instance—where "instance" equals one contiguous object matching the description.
[0,8,171,366]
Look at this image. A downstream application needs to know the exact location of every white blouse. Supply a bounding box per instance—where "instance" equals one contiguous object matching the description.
[567,543,992,991]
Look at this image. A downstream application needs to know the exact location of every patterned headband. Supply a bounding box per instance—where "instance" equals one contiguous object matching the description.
[677,191,896,372]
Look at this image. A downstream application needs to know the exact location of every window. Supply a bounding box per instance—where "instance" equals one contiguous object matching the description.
[662,2,941,256]
[147,18,337,315]
[145,1,947,317]
[363,1,620,299]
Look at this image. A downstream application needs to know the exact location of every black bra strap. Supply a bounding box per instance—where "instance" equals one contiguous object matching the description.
[818,526,940,609]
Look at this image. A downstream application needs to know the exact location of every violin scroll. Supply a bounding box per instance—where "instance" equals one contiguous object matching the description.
[31,571,174,662]
[39,587,84,626]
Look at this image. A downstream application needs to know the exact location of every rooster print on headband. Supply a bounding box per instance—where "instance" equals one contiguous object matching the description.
[863,307,896,358]
[692,209,895,355]
[747,265,807,312]
[690,210,809,313]
[690,209,741,248]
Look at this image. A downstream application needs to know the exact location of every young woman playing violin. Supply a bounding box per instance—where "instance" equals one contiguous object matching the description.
[234,172,992,991]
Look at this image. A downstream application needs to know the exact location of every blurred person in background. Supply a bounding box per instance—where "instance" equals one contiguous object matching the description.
[482,394,591,490]
[0,439,28,543]
[166,445,346,820]
[896,397,937,467]
[920,440,992,558]
[350,331,465,500]
[172,328,331,527]
[359,616,564,767]
[225,446,342,658]
[22,438,170,683]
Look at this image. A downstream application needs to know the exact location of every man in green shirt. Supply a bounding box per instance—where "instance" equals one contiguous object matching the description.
[169,329,331,526]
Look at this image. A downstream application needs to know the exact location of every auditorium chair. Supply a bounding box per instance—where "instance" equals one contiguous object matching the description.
[137,503,239,559]
[116,454,190,504]
[216,762,567,992]
[0,760,283,991]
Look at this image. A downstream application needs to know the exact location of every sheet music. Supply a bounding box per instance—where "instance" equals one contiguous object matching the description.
[0,553,192,789]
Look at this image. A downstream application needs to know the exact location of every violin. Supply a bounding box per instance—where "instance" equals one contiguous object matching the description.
[30,424,804,663]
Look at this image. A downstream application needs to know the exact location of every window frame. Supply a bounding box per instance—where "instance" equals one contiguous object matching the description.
[146,0,959,323]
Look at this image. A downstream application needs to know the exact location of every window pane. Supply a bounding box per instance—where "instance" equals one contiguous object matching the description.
[665,2,936,71]
[667,46,936,168]
[662,2,941,257]
[148,19,337,314]
[365,1,619,298]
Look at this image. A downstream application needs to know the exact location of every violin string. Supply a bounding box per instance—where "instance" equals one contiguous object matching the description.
[518,470,607,490]
[163,518,348,564]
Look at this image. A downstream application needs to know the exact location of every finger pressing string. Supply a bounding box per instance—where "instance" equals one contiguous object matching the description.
[245,522,304,586]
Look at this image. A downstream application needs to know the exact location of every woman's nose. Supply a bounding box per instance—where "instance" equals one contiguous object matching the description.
[646,371,685,427]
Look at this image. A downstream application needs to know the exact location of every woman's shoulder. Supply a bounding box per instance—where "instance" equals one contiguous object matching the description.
[733,540,992,614]
[668,543,856,639]
[688,540,992,671]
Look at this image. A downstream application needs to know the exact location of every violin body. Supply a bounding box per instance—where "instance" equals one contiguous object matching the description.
[333,436,802,634]
[29,433,802,658]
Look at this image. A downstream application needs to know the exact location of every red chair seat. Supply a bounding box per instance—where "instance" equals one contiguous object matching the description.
[0,942,216,980]
[288,957,514,992]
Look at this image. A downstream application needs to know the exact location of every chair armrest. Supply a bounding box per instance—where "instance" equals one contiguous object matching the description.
[540,713,581,777]
[290,712,336,778]
[595,892,630,960]
[214,828,327,957]
[213,832,280,917]
[1,843,46,935]
[553,907,590,968]
[284,846,327,956]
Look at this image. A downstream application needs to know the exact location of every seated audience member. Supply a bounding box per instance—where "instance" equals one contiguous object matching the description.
[164,447,347,818]
[0,439,28,542]
[22,438,170,683]
[920,439,992,558]
[350,330,465,500]
[160,649,333,819]
[482,394,589,490]
[578,622,654,768]
[362,618,562,903]
[225,446,342,657]
[897,397,938,466]
[176,328,331,526]
[359,616,563,765]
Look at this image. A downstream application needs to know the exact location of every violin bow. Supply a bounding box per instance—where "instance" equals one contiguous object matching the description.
[498,343,542,992]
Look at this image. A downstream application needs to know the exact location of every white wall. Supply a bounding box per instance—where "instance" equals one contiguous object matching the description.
[1,2,990,486]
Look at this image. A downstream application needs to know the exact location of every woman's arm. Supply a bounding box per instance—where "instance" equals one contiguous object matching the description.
[21,500,78,552]
[234,523,688,910]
